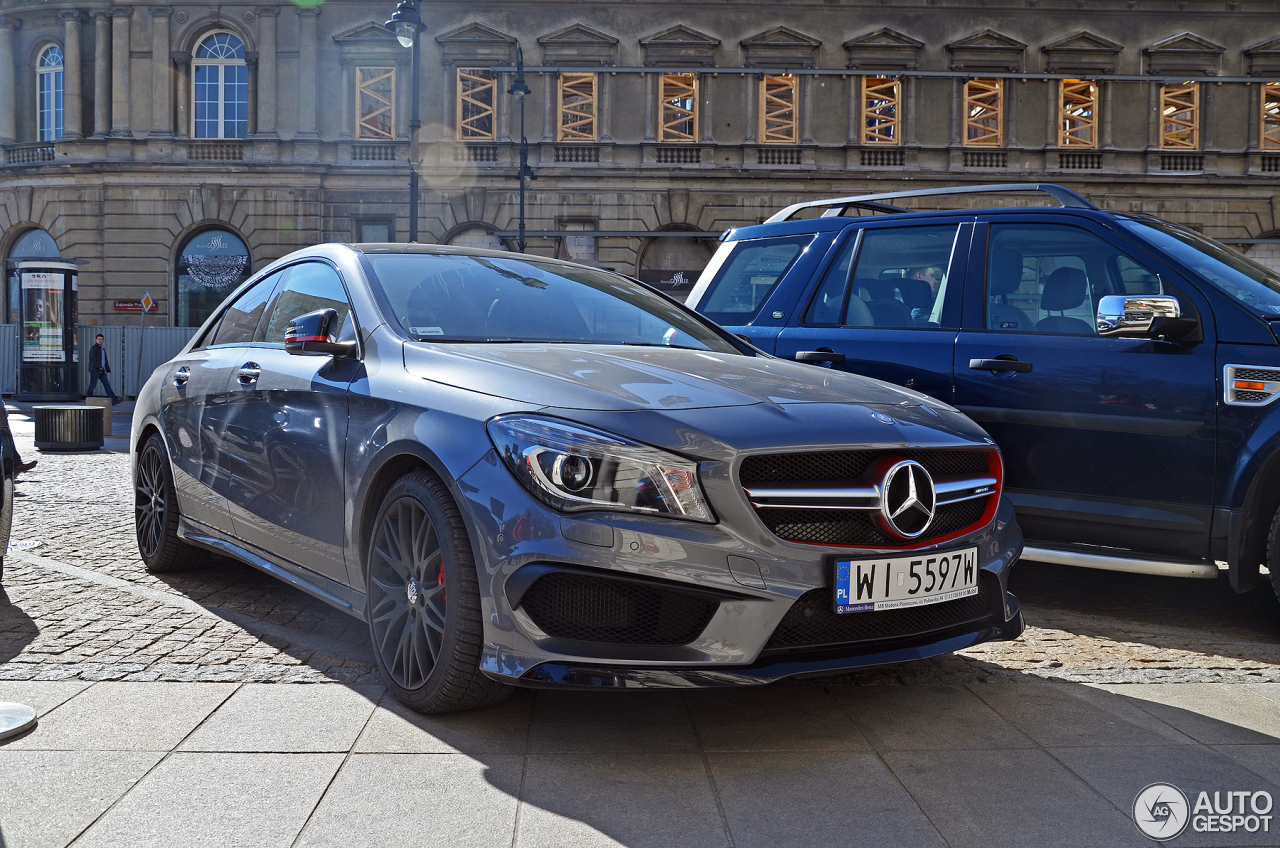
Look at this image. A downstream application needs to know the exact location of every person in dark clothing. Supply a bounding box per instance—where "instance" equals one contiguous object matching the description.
[87,333,119,402]
[0,404,36,476]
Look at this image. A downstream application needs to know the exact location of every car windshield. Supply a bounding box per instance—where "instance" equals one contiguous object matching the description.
[360,252,742,353]
[1120,218,1280,318]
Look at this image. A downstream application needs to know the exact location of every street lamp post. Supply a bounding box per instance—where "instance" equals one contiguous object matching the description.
[508,46,535,253]
[387,1,425,243]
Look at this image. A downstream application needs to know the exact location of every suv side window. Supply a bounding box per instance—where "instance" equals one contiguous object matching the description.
[985,224,1162,335]
[695,235,814,325]
[209,273,281,347]
[260,262,354,344]
[805,224,961,328]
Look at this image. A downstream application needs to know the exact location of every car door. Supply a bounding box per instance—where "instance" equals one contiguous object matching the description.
[220,260,360,582]
[775,220,972,401]
[159,273,281,534]
[952,218,1218,560]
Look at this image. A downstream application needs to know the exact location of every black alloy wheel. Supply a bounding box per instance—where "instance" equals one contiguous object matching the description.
[134,433,208,572]
[366,471,509,713]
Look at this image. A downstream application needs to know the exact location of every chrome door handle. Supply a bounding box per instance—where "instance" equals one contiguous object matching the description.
[173,366,191,386]
[970,358,1033,374]
[795,350,846,365]
[237,363,261,384]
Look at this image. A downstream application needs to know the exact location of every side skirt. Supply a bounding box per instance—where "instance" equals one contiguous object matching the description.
[178,517,367,621]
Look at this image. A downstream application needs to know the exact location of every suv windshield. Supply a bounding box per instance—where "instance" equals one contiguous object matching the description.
[1121,218,1280,317]
[360,252,741,353]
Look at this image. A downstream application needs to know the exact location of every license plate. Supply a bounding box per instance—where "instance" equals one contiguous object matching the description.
[833,547,979,614]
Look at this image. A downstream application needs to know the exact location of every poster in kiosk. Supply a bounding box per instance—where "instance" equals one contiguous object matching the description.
[17,261,80,401]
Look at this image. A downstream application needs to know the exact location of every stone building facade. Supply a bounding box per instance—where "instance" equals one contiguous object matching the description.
[2,0,1280,326]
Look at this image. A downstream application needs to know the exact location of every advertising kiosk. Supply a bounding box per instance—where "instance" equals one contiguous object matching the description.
[17,260,80,401]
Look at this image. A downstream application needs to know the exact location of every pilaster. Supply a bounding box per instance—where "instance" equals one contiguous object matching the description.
[110,6,132,137]
[149,7,172,138]
[92,12,110,137]
[0,17,18,144]
[255,6,278,139]
[61,11,84,139]
[295,7,319,140]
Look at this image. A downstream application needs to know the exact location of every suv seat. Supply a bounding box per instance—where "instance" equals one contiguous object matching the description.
[987,249,1033,331]
[1035,267,1094,335]
[859,279,914,327]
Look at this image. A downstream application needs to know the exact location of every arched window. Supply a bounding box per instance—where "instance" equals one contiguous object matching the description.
[176,229,251,327]
[37,46,64,142]
[193,33,249,140]
[6,229,60,323]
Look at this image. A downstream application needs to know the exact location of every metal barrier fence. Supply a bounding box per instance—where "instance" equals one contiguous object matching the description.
[4,324,197,398]
[0,324,15,395]
[122,326,199,397]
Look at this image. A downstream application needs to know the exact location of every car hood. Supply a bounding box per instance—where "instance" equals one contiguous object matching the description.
[402,342,928,411]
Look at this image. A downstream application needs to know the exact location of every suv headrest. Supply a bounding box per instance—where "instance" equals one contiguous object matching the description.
[987,249,1024,296]
[1040,267,1088,312]
[898,278,932,310]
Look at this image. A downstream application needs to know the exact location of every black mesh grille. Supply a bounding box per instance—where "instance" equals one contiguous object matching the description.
[764,575,997,652]
[1232,368,1280,382]
[757,495,989,547]
[520,572,718,646]
[740,449,989,487]
[1234,390,1272,403]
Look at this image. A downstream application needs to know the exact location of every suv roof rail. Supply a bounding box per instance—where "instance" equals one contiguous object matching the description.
[764,183,1099,224]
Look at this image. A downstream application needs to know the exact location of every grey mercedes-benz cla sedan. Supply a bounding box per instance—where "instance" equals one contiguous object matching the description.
[132,244,1024,712]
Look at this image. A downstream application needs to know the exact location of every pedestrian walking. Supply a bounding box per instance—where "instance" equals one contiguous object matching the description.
[86,334,119,402]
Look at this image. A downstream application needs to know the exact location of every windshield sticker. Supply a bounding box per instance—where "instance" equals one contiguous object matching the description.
[411,327,445,336]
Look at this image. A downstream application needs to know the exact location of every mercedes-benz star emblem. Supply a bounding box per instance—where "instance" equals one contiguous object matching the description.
[407,578,420,606]
[880,460,937,539]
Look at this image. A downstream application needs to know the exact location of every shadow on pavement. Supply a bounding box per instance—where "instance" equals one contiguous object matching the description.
[0,588,37,668]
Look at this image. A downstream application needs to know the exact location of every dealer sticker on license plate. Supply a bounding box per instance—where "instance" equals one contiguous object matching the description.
[834,547,979,614]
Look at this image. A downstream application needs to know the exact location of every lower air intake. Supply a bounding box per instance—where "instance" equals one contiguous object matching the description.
[519,571,718,646]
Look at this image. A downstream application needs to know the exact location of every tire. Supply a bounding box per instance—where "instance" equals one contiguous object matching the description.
[1268,505,1280,605]
[366,471,510,713]
[134,433,209,573]
[0,469,11,584]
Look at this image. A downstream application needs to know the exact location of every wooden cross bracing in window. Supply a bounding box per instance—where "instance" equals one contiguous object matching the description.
[1059,79,1097,148]
[661,73,698,143]
[965,79,1004,147]
[559,73,597,142]
[1262,82,1280,150]
[862,77,900,145]
[1160,84,1199,150]
[458,68,496,141]
[357,67,395,140]
[761,75,797,144]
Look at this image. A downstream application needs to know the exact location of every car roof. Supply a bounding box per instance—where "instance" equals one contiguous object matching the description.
[723,205,1115,242]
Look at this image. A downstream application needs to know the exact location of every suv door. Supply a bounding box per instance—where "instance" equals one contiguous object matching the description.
[160,272,281,535]
[775,220,972,401]
[220,261,360,582]
[953,219,1217,559]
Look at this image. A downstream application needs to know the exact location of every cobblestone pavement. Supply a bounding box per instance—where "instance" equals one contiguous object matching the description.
[3,402,1279,687]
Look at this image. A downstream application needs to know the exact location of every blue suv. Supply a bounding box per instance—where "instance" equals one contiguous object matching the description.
[687,183,1280,606]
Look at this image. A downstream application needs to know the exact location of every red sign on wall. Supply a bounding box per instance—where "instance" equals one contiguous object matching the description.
[114,300,143,311]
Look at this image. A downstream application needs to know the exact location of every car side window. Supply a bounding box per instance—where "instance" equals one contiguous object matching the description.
[209,273,281,347]
[805,225,961,329]
[695,235,814,325]
[985,224,1162,335]
[261,262,353,344]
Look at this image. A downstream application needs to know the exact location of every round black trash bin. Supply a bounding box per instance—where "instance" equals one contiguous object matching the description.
[33,405,104,451]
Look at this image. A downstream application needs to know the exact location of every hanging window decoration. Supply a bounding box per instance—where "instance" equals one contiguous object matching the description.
[1160,83,1199,149]
[1060,79,1097,148]
[357,67,396,140]
[964,78,1004,147]
[661,73,698,142]
[862,76,900,145]
[760,75,797,144]
[175,230,251,328]
[559,73,597,142]
[458,69,496,140]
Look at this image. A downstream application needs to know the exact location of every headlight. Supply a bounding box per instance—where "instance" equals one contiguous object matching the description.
[486,415,714,523]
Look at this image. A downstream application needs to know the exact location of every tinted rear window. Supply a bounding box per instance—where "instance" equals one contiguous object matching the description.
[692,235,814,325]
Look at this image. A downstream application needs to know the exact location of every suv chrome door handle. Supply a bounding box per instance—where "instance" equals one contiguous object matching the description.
[173,366,190,386]
[970,357,1033,374]
[237,363,261,384]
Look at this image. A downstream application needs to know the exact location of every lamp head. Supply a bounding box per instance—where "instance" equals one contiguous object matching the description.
[385,0,423,49]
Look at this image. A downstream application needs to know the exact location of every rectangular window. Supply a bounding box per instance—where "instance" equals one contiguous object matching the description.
[695,235,814,325]
[964,79,1003,147]
[1059,79,1097,148]
[558,73,597,142]
[1263,82,1280,150]
[457,68,496,141]
[1160,83,1199,150]
[660,73,697,143]
[357,67,396,140]
[760,75,797,144]
[862,76,900,145]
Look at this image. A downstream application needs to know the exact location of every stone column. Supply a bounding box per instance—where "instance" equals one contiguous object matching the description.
[542,72,555,143]
[905,76,919,147]
[92,12,110,137]
[1201,83,1215,151]
[745,74,759,145]
[800,74,814,144]
[339,61,353,140]
[61,11,84,138]
[1248,81,1260,152]
[1100,80,1114,149]
[1045,79,1058,149]
[149,6,171,137]
[1148,81,1161,149]
[699,73,713,143]
[497,72,511,143]
[644,73,656,142]
[949,77,962,146]
[256,6,278,138]
[110,6,132,136]
[598,72,612,142]
[844,75,857,145]
[0,18,18,144]
[172,51,189,138]
[295,7,319,138]
[1005,79,1018,148]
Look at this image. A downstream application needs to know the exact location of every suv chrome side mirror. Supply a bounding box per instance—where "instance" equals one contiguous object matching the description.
[1097,295,1194,338]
